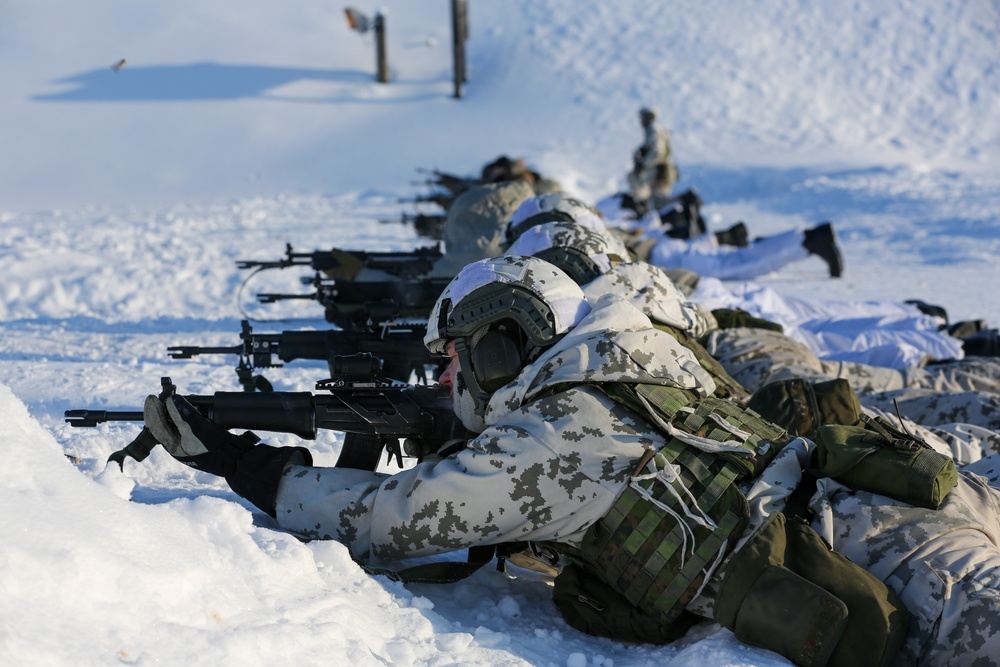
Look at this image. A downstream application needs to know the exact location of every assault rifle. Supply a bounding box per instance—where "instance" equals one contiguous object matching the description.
[65,359,470,473]
[397,192,455,210]
[379,213,447,241]
[236,243,442,280]
[167,319,446,389]
[257,274,450,327]
[416,168,481,195]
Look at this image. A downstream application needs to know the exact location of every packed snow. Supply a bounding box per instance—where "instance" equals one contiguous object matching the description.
[1,1,998,665]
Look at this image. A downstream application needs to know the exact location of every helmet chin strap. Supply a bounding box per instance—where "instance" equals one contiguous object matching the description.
[454,337,492,416]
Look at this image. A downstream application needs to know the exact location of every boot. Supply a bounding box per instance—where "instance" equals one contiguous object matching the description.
[904,299,949,323]
[802,222,844,278]
[947,319,988,339]
[962,328,1000,357]
[714,222,749,247]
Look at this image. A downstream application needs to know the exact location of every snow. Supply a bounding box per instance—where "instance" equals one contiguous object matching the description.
[1,1,998,665]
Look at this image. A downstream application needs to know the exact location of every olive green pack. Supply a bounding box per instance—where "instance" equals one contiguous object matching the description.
[746,378,861,439]
[710,307,784,333]
[716,512,908,667]
[815,415,958,510]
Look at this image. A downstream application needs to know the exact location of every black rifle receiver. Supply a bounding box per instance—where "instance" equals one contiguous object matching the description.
[236,242,443,279]
[66,358,469,472]
[167,319,446,386]
[256,275,451,326]
[416,167,481,195]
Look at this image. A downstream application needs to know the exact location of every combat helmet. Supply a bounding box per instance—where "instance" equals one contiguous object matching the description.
[503,192,605,247]
[425,255,590,414]
[505,220,625,286]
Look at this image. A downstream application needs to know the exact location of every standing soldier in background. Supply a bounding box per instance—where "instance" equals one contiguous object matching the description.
[627,106,678,215]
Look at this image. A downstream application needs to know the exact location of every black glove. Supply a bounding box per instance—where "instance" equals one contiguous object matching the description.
[144,395,312,516]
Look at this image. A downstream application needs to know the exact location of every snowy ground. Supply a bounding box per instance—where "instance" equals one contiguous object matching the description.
[1,1,998,665]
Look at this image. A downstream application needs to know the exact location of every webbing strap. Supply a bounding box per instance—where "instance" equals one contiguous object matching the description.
[653,510,741,613]
[592,439,747,610]
[574,382,793,618]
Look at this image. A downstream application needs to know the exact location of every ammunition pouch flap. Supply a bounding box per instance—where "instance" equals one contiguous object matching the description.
[716,512,908,667]
[552,561,702,644]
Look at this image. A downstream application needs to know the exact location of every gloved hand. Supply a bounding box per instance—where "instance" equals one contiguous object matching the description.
[143,394,313,516]
[144,394,260,476]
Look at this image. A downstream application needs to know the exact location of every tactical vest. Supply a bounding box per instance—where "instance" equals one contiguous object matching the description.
[550,382,791,642]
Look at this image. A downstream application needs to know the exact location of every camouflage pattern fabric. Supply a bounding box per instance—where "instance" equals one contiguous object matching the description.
[505,218,631,266]
[811,470,1000,665]
[275,294,716,562]
[706,327,1000,432]
[860,389,1000,434]
[273,293,1000,663]
[628,123,676,205]
[582,261,718,338]
[732,438,1000,666]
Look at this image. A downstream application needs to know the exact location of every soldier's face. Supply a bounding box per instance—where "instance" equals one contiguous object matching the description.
[439,340,487,433]
[437,340,460,394]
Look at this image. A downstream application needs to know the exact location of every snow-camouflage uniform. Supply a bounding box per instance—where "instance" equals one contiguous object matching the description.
[705,327,1000,434]
[504,193,632,257]
[581,270,998,464]
[274,293,717,561]
[506,220,743,399]
[346,180,535,283]
[628,122,676,207]
[582,260,717,339]
[508,224,997,463]
[506,219,718,339]
[273,289,1000,665]
[580,262,748,401]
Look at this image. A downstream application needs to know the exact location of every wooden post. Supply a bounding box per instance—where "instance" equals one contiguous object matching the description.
[375,12,389,83]
[451,0,467,98]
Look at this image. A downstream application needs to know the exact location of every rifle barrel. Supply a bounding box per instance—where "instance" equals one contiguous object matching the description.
[167,345,243,359]
[257,292,318,303]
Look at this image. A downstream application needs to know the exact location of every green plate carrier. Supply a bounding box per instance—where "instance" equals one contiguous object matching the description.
[570,383,790,628]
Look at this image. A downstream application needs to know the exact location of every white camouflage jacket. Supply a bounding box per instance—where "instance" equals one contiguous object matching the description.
[274,294,715,562]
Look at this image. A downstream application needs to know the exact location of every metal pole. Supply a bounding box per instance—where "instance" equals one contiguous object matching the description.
[375,12,389,83]
[451,0,467,98]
